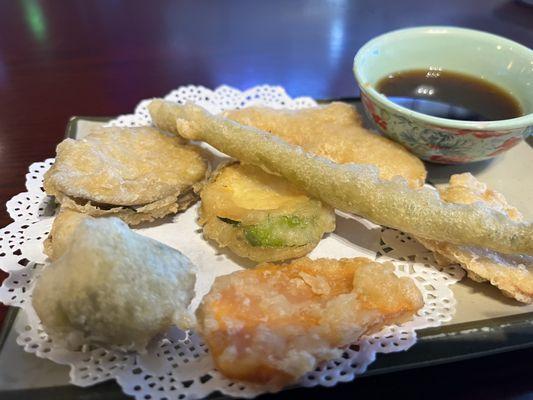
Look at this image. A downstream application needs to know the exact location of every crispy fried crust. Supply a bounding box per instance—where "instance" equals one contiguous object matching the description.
[54,187,198,225]
[45,190,199,261]
[33,218,197,351]
[225,103,426,188]
[44,209,90,260]
[201,216,321,262]
[45,126,208,205]
[196,257,423,386]
[44,126,209,224]
[199,162,335,262]
[147,100,533,255]
[416,173,533,303]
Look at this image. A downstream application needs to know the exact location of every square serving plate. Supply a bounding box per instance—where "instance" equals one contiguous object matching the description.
[0,98,531,399]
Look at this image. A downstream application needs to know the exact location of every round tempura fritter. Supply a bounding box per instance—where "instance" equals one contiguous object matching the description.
[196,257,423,386]
[44,126,209,225]
[199,163,335,262]
[33,217,197,351]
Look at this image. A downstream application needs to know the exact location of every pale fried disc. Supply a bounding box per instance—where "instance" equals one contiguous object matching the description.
[44,126,208,206]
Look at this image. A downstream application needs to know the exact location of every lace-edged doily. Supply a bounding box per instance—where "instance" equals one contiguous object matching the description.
[0,85,465,399]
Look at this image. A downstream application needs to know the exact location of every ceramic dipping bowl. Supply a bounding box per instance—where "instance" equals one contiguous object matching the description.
[353,26,533,164]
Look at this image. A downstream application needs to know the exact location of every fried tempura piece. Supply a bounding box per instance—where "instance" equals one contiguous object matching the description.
[44,126,209,225]
[225,103,426,188]
[43,209,90,260]
[147,100,533,255]
[416,173,533,303]
[200,162,335,262]
[196,257,423,386]
[33,218,196,350]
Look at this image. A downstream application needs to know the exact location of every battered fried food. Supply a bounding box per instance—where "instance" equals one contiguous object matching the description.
[416,173,533,303]
[196,257,423,386]
[147,100,533,255]
[43,209,90,260]
[33,217,197,350]
[44,126,209,225]
[225,102,426,188]
[200,162,335,262]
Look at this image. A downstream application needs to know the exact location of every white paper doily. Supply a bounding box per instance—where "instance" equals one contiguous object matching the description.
[0,85,465,399]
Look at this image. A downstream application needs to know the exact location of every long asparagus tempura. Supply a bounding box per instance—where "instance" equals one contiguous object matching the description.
[148,100,533,256]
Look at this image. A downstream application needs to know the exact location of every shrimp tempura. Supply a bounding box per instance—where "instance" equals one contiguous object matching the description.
[196,257,423,386]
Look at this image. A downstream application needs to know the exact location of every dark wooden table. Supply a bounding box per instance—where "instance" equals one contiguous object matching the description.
[0,0,532,399]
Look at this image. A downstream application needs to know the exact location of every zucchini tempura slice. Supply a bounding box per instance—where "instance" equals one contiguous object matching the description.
[33,217,196,351]
[200,162,335,262]
[196,257,423,386]
[148,100,533,256]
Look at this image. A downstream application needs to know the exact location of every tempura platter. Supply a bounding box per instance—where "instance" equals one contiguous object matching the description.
[0,86,531,399]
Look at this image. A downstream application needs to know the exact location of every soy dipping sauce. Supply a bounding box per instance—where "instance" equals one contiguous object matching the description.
[376,69,523,121]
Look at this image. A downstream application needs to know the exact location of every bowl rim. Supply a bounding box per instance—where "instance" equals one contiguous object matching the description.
[353,26,533,131]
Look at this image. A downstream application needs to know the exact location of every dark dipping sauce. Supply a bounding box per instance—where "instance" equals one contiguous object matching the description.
[376,69,523,121]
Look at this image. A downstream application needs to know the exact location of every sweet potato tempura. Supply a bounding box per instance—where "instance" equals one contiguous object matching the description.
[225,103,426,188]
[196,257,423,386]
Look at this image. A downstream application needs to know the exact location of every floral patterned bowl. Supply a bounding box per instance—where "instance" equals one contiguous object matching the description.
[353,27,533,164]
